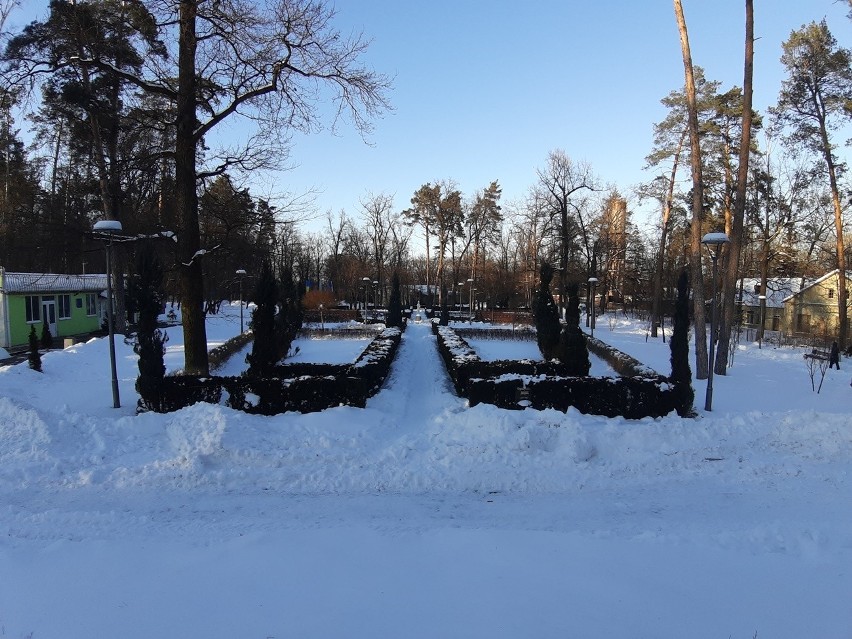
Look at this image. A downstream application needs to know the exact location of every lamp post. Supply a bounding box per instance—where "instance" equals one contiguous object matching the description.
[235,269,246,334]
[467,278,474,323]
[372,280,379,310]
[362,276,371,322]
[93,220,123,409]
[319,303,325,331]
[457,282,464,313]
[758,294,766,349]
[588,277,598,338]
[701,232,730,411]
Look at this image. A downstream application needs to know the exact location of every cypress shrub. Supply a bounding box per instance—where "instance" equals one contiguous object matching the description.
[28,324,42,372]
[246,261,279,376]
[275,268,303,359]
[558,282,591,376]
[386,272,403,328]
[439,284,450,326]
[40,319,53,350]
[533,262,561,359]
[670,269,695,417]
[133,247,168,413]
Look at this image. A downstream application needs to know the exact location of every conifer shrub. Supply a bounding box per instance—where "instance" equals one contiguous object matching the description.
[28,324,41,372]
[275,268,303,360]
[246,261,279,377]
[533,262,560,359]
[133,247,168,413]
[386,272,403,328]
[439,285,450,326]
[40,319,53,350]
[558,282,591,376]
[670,269,695,417]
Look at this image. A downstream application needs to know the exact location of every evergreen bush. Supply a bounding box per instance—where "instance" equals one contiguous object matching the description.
[386,272,403,328]
[275,268,303,359]
[558,282,591,376]
[40,319,53,350]
[670,269,695,417]
[133,247,168,413]
[28,324,41,372]
[439,285,449,326]
[533,262,561,359]
[246,261,279,376]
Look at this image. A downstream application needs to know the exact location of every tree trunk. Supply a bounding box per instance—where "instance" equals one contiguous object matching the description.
[176,0,209,375]
[715,0,754,374]
[674,0,708,379]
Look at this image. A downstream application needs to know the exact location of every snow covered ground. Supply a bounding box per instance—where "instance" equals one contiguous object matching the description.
[0,303,850,638]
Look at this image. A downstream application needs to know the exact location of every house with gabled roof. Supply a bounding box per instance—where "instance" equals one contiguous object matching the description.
[781,269,852,338]
[0,269,108,349]
[738,277,809,333]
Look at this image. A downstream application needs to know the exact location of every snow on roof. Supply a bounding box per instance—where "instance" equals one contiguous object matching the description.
[1,272,108,294]
[779,269,852,303]
[738,277,808,308]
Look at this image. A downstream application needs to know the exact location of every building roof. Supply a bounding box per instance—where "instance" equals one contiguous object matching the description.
[739,277,809,309]
[0,271,108,294]
[780,269,852,303]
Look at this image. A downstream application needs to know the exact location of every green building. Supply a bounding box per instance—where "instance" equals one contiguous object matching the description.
[0,269,109,349]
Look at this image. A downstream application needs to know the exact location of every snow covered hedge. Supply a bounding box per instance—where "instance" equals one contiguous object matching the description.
[153,327,402,415]
[435,325,682,419]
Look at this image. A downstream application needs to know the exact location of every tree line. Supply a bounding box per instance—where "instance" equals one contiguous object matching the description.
[1,1,851,380]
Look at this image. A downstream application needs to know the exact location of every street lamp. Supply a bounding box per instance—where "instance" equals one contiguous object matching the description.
[235,269,246,334]
[372,280,379,309]
[93,219,123,409]
[457,282,464,313]
[362,276,371,322]
[758,294,766,349]
[467,278,474,323]
[701,232,730,411]
[588,277,599,338]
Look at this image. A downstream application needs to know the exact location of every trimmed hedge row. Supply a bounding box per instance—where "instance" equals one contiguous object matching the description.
[154,327,402,415]
[434,325,681,419]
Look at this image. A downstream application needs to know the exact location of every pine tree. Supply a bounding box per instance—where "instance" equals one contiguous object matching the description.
[670,269,695,416]
[533,262,561,360]
[28,324,42,372]
[558,283,591,376]
[246,261,279,376]
[386,272,403,328]
[133,247,168,412]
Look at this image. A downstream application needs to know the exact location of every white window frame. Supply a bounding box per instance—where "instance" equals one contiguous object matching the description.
[25,295,41,323]
[85,293,97,316]
[58,294,71,320]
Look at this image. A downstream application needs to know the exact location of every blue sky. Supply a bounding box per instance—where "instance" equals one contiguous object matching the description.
[10,1,852,229]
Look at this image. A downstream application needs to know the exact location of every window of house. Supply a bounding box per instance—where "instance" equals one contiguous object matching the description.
[85,293,97,316]
[25,295,41,323]
[58,294,71,319]
[753,284,761,294]
[828,288,835,299]
[746,310,755,324]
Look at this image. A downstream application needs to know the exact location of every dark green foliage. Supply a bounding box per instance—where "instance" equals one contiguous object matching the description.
[133,247,168,413]
[670,269,695,417]
[275,268,303,360]
[386,272,403,328]
[533,262,561,359]
[246,261,279,376]
[40,319,53,350]
[28,324,42,372]
[558,283,591,376]
[439,285,449,326]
